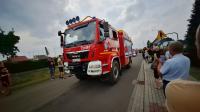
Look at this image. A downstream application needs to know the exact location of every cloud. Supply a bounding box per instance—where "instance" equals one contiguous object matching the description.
[0,0,195,58]
[0,0,67,37]
[0,0,66,57]
[120,0,194,48]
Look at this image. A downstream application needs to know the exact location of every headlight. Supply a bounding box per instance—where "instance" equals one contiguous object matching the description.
[88,61,101,69]
[64,62,68,66]
[87,61,102,75]
[88,64,101,68]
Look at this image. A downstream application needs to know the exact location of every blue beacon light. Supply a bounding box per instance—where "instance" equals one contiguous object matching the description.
[69,19,73,24]
[72,18,76,23]
[66,16,80,26]
[76,16,80,21]
[66,20,69,25]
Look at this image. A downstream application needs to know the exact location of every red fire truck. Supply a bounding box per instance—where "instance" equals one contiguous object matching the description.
[58,16,133,84]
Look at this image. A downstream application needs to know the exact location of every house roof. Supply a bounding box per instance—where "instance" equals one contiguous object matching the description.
[10,56,29,62]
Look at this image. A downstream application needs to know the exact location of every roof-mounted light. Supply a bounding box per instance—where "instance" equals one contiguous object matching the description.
[76,16,80,21]
[66,16,80,26]
[66,20,69,25]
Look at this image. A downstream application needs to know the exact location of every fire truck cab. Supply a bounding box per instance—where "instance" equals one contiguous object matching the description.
[58,16,133,84]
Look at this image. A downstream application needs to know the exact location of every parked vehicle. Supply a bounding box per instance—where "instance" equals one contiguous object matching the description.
[132,49,137,57]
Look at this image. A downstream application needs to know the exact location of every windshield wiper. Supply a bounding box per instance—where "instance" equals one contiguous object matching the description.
[65,40,92,48]
[74,40,92,45]
[65,42,76,48]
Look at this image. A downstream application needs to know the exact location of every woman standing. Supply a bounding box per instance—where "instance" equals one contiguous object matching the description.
[152,48,163,89]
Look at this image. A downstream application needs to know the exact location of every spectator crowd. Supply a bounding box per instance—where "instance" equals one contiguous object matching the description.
[142,25,200,112]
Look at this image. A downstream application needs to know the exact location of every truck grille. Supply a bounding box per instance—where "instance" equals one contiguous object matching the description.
[68,62,89,74]
[66,50,89,59]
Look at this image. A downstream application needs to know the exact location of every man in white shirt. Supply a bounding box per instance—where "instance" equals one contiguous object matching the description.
[57,55,64,79]
[159,41,190,96]
[165,25,200,112]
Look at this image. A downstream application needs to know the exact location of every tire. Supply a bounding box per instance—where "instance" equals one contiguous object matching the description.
[126,57,132,69]
[109,60,120,84]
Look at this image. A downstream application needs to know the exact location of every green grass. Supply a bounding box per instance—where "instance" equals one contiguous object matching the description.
[190,66,200,81]
[11,67,59,91]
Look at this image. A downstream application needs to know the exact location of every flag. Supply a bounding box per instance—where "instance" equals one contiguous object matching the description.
[45,47,49,56]
[156,30,166,40]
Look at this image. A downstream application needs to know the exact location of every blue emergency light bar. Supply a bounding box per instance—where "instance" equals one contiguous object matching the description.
[66,16,80,26]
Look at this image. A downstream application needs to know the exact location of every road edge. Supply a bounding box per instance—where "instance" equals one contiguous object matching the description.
[127,61,144,112]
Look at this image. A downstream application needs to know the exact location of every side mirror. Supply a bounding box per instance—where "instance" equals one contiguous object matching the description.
[58,30,64,47]
[60,35,64,47]
[58,31,62,36]
[103,22,109,32]
[103,22,109,38]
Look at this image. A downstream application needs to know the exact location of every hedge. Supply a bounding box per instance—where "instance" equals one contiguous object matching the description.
[5,59,49,74]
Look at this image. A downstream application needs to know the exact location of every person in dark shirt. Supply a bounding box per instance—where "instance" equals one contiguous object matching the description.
[152,48,162,89]
[48,58,55,80]
[148,48,154,63]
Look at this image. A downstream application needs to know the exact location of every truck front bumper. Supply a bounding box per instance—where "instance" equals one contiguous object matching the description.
[67,62,88,75]
[66,61,102,76]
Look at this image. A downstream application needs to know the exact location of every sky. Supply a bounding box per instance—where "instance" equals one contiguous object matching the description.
[0,0,195,58]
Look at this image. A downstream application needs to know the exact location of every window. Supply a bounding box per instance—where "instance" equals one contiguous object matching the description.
[109,28,113,38]
[99,23,105,41]
[124,39,133,56]
[64,22,96,48]
[112,30,117,39]
[109,28,117,39]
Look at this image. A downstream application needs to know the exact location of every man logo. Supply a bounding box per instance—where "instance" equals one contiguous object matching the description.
[72,54,80,58]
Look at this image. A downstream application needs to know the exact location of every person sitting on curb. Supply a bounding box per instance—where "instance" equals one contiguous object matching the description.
[0,61,12,95]
[159,41,190,96]
[165,24,200,112]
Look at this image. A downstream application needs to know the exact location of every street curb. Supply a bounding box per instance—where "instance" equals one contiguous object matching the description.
[127,61,145,112]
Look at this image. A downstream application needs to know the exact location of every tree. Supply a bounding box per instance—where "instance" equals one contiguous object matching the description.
[0,28,20,58]
[185,0,200,66]
[147,40,152,48]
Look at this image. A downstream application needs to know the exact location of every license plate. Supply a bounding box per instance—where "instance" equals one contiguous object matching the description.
[68,66,74,69]
[72,59,80,62]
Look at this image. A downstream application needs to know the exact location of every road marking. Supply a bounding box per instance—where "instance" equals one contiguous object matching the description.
[132,80,137,85]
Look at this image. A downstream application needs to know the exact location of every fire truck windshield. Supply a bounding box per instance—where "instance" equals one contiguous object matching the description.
[64,22,96,48]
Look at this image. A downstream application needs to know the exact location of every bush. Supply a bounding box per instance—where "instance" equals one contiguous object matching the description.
[4,59,48,73]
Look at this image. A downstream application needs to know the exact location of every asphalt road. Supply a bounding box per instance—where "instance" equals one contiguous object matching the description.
[34,55,142,112]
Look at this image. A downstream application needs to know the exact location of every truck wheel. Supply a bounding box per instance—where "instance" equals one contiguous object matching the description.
[109,60,120,84]
[126,57,132,69]
[75,74,87,80]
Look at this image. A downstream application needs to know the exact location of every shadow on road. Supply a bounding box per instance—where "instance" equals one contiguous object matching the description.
[34,56,143,112]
